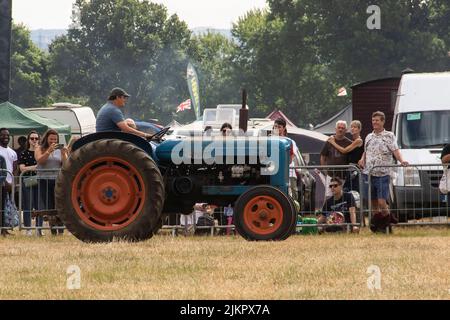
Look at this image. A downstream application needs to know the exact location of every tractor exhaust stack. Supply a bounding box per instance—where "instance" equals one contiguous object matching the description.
[239,88,248,133]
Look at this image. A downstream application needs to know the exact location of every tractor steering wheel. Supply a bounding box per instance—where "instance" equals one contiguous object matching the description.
[147,127,171,142]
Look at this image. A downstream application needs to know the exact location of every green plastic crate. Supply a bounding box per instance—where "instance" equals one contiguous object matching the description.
[297,216,318,235]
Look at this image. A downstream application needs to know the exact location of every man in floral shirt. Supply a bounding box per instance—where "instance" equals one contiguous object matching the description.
[358,111,408,232]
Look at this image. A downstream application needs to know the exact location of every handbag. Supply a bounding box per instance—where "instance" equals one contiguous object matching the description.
[3,193,19,228]
[439,168,450,194]
[23,176,38,188]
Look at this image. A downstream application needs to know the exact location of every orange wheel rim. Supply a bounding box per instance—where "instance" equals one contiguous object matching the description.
[71,157,146,231]
[243,195,284,235]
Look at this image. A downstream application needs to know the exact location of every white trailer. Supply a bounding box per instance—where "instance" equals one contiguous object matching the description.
[27,102,96,138]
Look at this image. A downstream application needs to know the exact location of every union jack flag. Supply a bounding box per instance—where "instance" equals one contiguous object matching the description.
[337,87,347,97]
[176,99,191,113]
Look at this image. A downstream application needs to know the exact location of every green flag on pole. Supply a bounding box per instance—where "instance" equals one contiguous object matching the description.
[187,63,201,120]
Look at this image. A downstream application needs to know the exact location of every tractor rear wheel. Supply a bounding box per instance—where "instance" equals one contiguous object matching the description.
[55,139,164,242]
[234,186,297,241]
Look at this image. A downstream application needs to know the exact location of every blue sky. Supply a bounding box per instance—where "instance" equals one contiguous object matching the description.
[12,0,267,30]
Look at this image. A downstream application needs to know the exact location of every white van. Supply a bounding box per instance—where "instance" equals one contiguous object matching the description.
[391,72,450,219]
[27,103,96,138]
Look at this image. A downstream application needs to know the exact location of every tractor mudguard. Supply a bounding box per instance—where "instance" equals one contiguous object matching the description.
[71,131,154,158]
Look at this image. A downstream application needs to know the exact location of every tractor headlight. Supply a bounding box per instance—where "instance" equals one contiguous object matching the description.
[261,160,277,175]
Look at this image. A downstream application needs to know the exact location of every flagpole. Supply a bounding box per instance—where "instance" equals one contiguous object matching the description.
[187,63,201,120]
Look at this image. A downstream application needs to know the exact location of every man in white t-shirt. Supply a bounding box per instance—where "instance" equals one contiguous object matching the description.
[0,128,17,236]
[0,128,18,186]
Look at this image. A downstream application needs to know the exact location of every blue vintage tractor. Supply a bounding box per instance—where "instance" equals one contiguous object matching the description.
[55,122,297,243]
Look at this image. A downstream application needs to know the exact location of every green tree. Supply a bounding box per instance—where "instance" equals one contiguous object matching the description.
[49,0,193,124]
[232,7,342,126]
[188,32,241,111]
[10,23,50,107]
[295,0,449,83]
[231,9,283,118]
[429,0,450,66]
[230,0,450,126]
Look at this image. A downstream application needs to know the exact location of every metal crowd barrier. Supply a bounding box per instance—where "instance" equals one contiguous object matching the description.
[18,169,65,234]
[5,163,449,238]
[368,164,450,228]
[159,165,365,236]
[294,165,365,233]
[159,208,236,237]
[0,169,15,232]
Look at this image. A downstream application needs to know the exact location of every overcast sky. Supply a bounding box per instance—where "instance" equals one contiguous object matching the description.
[12,0,268,30]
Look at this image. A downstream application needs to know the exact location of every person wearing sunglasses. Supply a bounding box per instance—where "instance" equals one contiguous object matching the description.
[317,177,359,233]
[18,131,43,236]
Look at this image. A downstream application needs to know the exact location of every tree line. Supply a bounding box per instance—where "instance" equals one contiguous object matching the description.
[10,0,450,127]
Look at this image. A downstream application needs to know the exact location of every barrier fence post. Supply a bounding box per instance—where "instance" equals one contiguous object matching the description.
[0,169,15,232]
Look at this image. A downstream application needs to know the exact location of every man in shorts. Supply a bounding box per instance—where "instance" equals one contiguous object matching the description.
[358,111,408,232]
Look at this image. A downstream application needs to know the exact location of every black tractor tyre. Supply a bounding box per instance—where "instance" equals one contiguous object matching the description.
[55,139,165,243]
[279,195,299,240]
[234,186,297,241]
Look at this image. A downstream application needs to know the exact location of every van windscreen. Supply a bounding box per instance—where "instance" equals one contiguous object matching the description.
[400,111,450,148]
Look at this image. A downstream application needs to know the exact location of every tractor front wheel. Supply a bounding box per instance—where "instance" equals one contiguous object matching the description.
[234,186,297,241]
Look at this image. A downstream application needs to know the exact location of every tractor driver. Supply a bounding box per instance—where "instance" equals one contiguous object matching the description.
[96,87,152,139]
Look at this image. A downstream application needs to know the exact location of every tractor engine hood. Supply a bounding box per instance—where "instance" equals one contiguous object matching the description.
[155,136,292,167]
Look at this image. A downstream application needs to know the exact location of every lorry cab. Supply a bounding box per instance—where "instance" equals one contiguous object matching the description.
[27,103,96,138]
[392,72,450,219]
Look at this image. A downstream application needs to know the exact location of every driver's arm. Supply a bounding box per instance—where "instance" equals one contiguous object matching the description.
[117,121,150,138]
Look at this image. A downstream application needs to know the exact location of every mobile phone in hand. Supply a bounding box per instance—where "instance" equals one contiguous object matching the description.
[54,144,64,150]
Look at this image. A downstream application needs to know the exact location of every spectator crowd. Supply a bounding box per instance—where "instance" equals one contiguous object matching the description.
[0,127,73,237]
[1,85,441,238]
[0,110,416,237]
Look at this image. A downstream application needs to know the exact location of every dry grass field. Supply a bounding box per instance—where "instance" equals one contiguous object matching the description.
[0,227,449,300]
